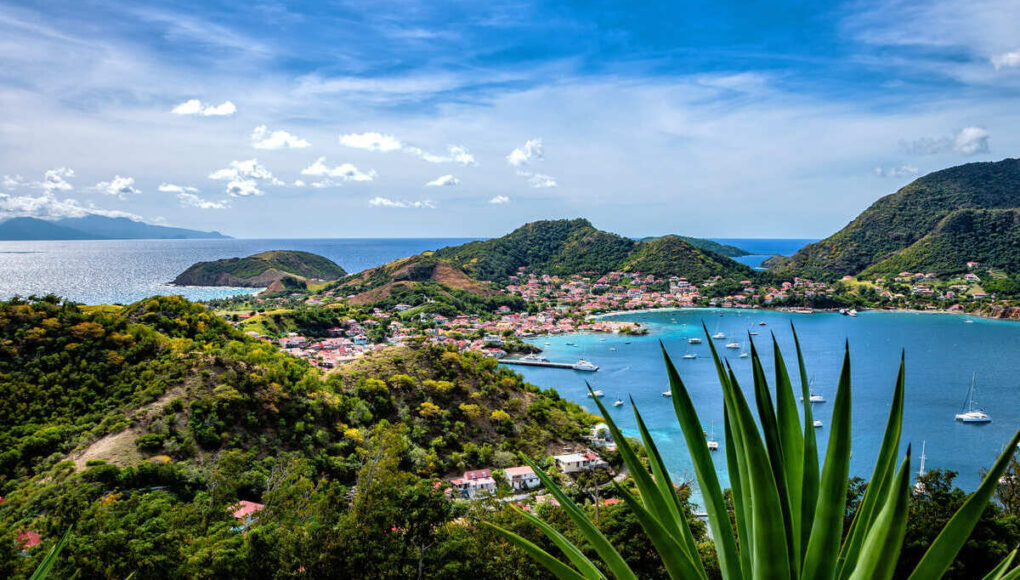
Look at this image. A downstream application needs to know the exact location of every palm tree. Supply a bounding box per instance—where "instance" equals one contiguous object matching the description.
[486,324,1020,579]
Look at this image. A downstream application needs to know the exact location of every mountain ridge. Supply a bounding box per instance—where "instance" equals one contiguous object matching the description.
[0,215,230,240]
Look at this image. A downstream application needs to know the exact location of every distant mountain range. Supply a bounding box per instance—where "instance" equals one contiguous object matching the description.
[0,215,230,240]
[774,158,1020,278]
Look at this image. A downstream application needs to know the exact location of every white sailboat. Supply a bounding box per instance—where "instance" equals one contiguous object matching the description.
[587,389,604,398]
[725,341,740,349]
[613,397,624,407]
[800,376,825,403]
[682,341,697,359]
[955,373,990,423]
[739,341,749,358]
[661,390,672,397]
[914,440,927,494]
[706,423,719,451]
[688,337,703,344]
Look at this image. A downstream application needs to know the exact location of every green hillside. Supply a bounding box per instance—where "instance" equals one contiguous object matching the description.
[862,208,1020,276]
[173,250,346,287]
[435,219,752,281]
[642,235,750,257]
[778,158,1020,278]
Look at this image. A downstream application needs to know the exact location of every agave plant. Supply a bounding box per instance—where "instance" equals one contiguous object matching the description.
[485,325,1020,580]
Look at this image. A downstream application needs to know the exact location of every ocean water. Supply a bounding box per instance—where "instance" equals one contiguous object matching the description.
[714,238,819,269]
[512,308,1020,493]
[0,238,476,304]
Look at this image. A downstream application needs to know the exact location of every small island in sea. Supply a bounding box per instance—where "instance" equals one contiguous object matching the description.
[172,250,347,290]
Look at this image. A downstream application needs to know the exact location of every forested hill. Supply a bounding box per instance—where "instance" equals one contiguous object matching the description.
[434,218,753,281]
[0,295,597,576]
[775,158,1020,278]
[173,250,347,287]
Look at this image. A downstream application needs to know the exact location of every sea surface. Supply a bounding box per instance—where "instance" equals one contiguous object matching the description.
[512,308,1020,493]
[717,238,818,269]
[0,238,477,304]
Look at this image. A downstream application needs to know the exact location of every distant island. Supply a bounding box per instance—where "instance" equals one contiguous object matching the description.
[0,215,230,240]
[173,250,347,290]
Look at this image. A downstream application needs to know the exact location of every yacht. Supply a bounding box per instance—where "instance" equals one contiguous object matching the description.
[521,354,549,362]
[587,390,604,398]
[848,309,858,317]
[712,332,726,340]
[661,390,672,397]
[609,347,616,351]
[739,350,749,359]
[725,341,740,349]
[613,398,624,407]
[813,420,823,428]
[688,337,702,344]
[955,373,990,423]
[683,352,697,359]
[800,394,826,403]
[573,359,599,372]
[759,321,767,326]
[706,423,719,451]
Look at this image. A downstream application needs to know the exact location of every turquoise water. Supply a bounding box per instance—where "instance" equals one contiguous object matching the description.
[513,308,1020,492]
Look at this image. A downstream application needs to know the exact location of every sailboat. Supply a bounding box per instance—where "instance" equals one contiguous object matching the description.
[712,322,725,340]
[613,396,624,407]
[800,375,825,403]
[682,341,697,359]
[739,341,749,358]
[586,389,604,398]
[955,373,991,422]
[914,440,928,494]
[706,423,719,451]
[725,340,740,349]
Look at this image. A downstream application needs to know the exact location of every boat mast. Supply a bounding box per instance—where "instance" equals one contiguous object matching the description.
[918,440,926,477]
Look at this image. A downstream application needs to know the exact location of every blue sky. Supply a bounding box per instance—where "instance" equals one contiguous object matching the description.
[0,0,1018,238]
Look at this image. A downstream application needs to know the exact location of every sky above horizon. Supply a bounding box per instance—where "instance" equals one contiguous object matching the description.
[1,0,1018,239]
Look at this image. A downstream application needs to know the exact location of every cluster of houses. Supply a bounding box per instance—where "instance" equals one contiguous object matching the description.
[507,271,701,312]
[446,450,611,499]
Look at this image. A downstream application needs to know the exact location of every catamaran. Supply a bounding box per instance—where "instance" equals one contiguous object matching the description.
[955,373,990,423]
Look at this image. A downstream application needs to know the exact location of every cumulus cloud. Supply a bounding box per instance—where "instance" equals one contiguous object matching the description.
[506,138,543,167]
[177,192,228,209]
[339,132,403,152]
[873,165,919,178]
[171,99,237,117]
[489,195,510,204]
[93,175,141,198]
[3,175,27,189]
[900,127,990,156]
[527,173,558,188]
[158,183,198,194]
[40,168,74,192]
[339,132,475,165]
[953,126,990,155]
[425,174,459,187]
[251,125,310,149]
[368,196,435,208]
[208,159,282,197]
[991,51,1020,69]
[300,157,375,184]
[0,192,142,221]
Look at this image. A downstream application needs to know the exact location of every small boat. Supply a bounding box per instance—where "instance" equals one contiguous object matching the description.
[848,309,858,317]
[800,394,826,403]
[963,320,974,324]
[573,359,599,372]
[683,353,697,359]
[955,373,990,423]
[613,398,624,407]
[565,342,575,346]
[739,351,748,359]
[725,341,740,349]
[712,332,725,339]
[706,423,719,451]
[609,347,616,351]
[914,440,928,494]
[587,390,604,398]
[600,338,607,341]
[813,420,823,428]
[748,331,759,336]
[545,342,551,345]
[661,390,672,398]
[688,337,703,344]
[625,341,632,344]
[521,354,550,362]
[759,321,767,326]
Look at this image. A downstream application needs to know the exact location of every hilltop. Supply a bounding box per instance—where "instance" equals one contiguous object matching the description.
[434,218,753,281]
[776,158,1020,278]
[0,215,229,240]
[173,250,347,288]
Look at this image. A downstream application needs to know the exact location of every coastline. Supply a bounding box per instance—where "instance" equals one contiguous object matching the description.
[591,304,1019,323]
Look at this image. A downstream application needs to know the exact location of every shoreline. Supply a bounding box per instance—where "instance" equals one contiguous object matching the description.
[591,304,1018,323]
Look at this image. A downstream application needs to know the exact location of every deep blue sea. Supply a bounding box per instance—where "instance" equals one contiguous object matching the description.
[511,308,1019,493]
[717,238,818,269]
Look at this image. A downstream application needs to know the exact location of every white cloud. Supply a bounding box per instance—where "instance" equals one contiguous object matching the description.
[177,192,228,209]
[900,126,990,156]
[93,175,141,198]
[507,138,543,167]
[953,126,990,155]
[339,132,403,152]
[3,175,27,189]
[40,168,74,192]
[527,173,558,188]
[251,125,310,149]
[171,99,237,116]
[425,174,459,187]
[368,196,435,209]
[209,159,281,197]
[158,183,198,194]
[293,180,306,187]
[300,157,375,182]
[873,165,919,178]
[0,192,142,221]
[411,145,476,165]
[489,195,510,204]
[991,51,1020,69]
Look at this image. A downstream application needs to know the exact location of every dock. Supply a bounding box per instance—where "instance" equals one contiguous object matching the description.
[500,359,577,369]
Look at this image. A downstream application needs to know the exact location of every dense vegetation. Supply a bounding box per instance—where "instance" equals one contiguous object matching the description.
[435,219,752,282]
[173,250,347,287]
[778,158,1020,278]
[642,236,750,258]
